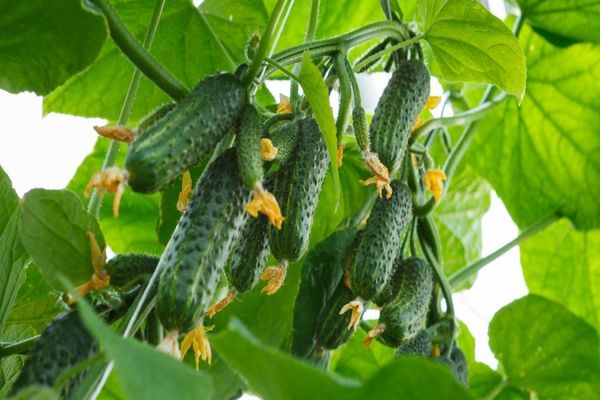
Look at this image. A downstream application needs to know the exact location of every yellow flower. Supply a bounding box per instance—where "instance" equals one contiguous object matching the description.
[276,94,292,114]
[425,95,441,110]
[423,169,447,203]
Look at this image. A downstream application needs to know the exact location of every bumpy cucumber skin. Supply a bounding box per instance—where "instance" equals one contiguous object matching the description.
[395,330,432,357]
[372,254,404,307]
[316,279,357,350]
[352,106,369,153]
[226,213,270,293]
[292,228,357,359]
[268,117,329,262]
[436,347,468,385]
[157,149,250,333]
[236,105,263,188]
[12,311,97,396]
[126,73,246,194]
[268,118,301,165]
[350,181,412,301]
[137,103,176,132]
[377,257,433,346]
[105,254,159,287]
[369,60,430,172]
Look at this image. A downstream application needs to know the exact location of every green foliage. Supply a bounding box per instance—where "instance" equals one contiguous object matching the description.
[0,0,107,95]
[467,26,600,230]
[420,0,526,100]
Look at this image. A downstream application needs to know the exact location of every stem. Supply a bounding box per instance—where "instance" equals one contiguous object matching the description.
[291,0,320,111]
[87,0,167,217]
[345,58,362,107]
[353,35,422,72]
[449,215,558,289]
[89,0,187,100]
[243,0,293,87]
[419,233,454,323]
[264,57,301,82]
[0,336,39,357]
[483,380,509,400]
[334,52,352,143]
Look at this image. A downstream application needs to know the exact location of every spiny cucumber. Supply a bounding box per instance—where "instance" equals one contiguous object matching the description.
[105,254,159,288]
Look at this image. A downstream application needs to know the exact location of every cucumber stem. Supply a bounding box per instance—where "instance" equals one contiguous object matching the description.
[87,0,167,218]
[352,35,423,72]
[449,215,558,289]
[334,52,353,143]
[88,0,188,100]
[264,57,301,82]
[0,336,39,357]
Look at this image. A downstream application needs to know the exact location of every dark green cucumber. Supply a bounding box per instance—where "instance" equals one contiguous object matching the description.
[395,330,432,358]
[136,103,176,132]
[268,118,300,164]
[268,117,329,262]
[376,257,433,346]
[12,311,97,397]
[126,73,246,193]
[352,106,369,154]
[236,104,263,188]
[372,254,404,307]
[157,149,250,333]
[105,254,159,288]
[226,213,270,294]
[436,347,468,385]
[316,278,359,350]
[291,228,357,359]
[350,180,412,301]
[369,60,430,172]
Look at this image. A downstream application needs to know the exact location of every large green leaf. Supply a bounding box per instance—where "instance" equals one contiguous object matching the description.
[67,138,162,254]
[77,299,213,400]
[468,27,600,230]
[44,0,266,121]
[0,166,19,232]
[517,0,600,44]
[420,0,526,100]
[489,295,600,399]
[212,319,358,400]
[0,211,27,333]
[19,189,105,291]
[0,0,107,95]
[469,362,528,400]
[521,218,600,332]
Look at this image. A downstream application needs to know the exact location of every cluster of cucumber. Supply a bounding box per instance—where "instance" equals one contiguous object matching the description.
[12,56,468,395]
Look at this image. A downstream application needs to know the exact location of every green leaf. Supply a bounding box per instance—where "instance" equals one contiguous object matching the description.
[357,357,474,399]
[517,0,600,44]
[0,166,19,233]
[298,52,340,206]
[8,385,58,400]
[0,211,28,334]
[521,218,600,332]
[456,321,475,366]
[489,295,600,399]
[0,326,30,397]
[77,299,213,400]
[468,362,528,400]
[0,0,107,95]
[44,0,267,121]
[212,319,358,400]
[420,0,526,100]
[67,138,162,254]
[329,327,395,382]
[19,189,105,291]
[467,27,600,229]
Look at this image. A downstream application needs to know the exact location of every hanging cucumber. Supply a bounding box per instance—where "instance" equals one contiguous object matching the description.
[263,117,329,295]
[435,346,468,385]
[126,73,246,194]
[316,278,360,350]
[395,329,433,358]
[236,104,284,229]
[364,257,433,347]
[156,149,250,367]
[341,180,412,330]
[266,118,301,165]
[372,254,404,308]
[105,253,159,288]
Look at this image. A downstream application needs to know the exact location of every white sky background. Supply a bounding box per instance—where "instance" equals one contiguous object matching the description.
[0,0,525,395]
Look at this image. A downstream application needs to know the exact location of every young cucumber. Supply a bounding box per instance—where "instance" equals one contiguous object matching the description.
[342,180,412,329]
[263,117,329,295]
[369,60,430,173]
[372,254,405,308]
[156,148,250,366]
[395,329,433,358]
[316,277,360,350]
[105,253,159,288]
[365,257,433,347]
[126,73,246,193]
[435,347,468,385]
[267,118,301,165]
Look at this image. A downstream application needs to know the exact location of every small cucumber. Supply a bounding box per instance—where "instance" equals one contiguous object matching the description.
[268,118,301,165]
[137,103,176,132]
[395,330,432,358]
[316,278,359,350]
[126,73,246,193]
[435,347,468,385]
[236,104,263,189]
[105,254,159,288]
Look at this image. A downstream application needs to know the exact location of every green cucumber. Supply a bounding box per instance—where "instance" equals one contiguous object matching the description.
[395,330,432,358]
[136,103,176,132]
[156,148,250,334]
[268,117,329,263]
[316,278,359,350]
[236,104,263,189]
[375,257,433,347]
[12,311,97,397]
[350,180,412,302]
[369,60,430,172]
[436,347,468,385]
[372,254,404,307]
[291,228,357,359]
[352,106,369,154]
[268,118,301,165]
[105,254,159,288]
[126,73,246,193]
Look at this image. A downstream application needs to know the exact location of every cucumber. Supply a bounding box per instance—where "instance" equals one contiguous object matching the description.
[126,73,246,193]
[395,330,432,358]
[436,347,468,385]
[291,228,357,359]
[369,60,430,172]
[368,257,433,347]
[372,254,404,307]
[137,103,176,132]
[267,118,300,165]
[156,148,250,338]
[11,311,97,397]
[316,278,359,350]
[105,254,159,288]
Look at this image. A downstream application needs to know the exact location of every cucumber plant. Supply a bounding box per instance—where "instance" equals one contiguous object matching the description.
[3,0,596,399]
